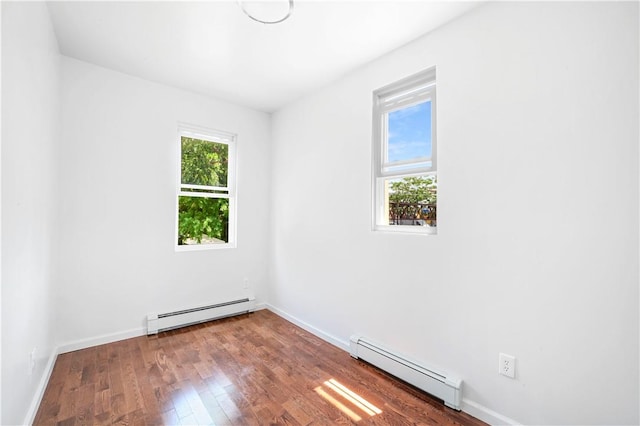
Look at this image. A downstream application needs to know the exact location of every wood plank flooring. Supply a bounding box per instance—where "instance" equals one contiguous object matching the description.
[34,310,486,425]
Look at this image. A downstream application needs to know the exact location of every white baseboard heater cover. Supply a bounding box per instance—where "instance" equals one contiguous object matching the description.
[349,335,462,410]
[147,297,255,335]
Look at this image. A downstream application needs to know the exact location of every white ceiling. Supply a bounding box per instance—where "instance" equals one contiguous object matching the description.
[47,1,480,112]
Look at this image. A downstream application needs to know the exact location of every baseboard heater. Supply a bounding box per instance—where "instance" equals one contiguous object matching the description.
[349,335,462,410]
[147,297,255,335]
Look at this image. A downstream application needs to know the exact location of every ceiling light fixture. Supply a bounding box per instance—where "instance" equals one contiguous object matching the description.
[238,0,294,24]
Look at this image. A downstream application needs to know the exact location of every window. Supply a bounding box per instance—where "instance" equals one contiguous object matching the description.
[372,67,437,234]
[176,124,236,249]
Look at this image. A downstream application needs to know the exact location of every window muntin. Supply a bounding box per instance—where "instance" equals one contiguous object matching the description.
[176,125,236,249]
[373,68,437,234]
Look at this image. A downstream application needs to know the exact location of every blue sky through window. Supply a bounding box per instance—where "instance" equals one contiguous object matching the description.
[387,101,431,163]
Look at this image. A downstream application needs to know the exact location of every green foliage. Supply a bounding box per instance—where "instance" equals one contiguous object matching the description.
[389,176,437,204]
[178,137,230,245]
[388,176,437,225]
[181,137,228,187]
[178,197,229,244]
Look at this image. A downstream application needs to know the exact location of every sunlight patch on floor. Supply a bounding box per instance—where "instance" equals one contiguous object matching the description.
[314,378,382,422]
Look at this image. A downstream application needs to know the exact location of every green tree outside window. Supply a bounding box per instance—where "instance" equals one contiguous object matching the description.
[178,137,230,245]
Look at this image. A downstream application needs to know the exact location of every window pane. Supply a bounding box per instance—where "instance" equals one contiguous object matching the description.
[181,137,228,187]
[384,175,437,226]
[178,196,229,245]
[387,101,431,163]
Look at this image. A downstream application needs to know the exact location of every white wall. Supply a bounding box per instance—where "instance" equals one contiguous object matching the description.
[1,2,61,424]
[56,57,272,344]
[2,2,638,424]
[270,2,639,424]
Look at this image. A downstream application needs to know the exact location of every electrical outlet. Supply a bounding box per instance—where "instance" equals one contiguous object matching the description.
[499,353,515,378]
[243,277,249,289]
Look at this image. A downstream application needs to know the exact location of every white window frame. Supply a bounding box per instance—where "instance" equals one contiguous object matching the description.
[372,67,437,234]
[176,123,237,251]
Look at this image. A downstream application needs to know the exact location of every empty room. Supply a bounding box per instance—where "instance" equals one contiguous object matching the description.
[2,1,639,425]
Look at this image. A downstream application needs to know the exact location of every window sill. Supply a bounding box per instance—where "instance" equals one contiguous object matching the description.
[374,225,437,235]
[175,242,236,252]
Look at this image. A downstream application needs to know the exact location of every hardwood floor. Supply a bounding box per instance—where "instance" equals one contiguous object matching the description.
[34,310,486,425]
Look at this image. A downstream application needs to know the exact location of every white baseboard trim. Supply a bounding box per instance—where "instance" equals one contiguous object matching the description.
[58,327,146,354]
[24,327,146,424]
[23,347,58,425]
[264,303,350,353]
[22,305,518,426]
[23,306,263,424]
[253,302,267,311]
[462,398,520,425]
[265,304,520,426]
[53,304,265,355]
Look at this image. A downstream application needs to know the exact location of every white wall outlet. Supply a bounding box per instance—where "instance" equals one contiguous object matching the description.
[499,352,516,378]
[28,347,37,375]
[243,277,249,289]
